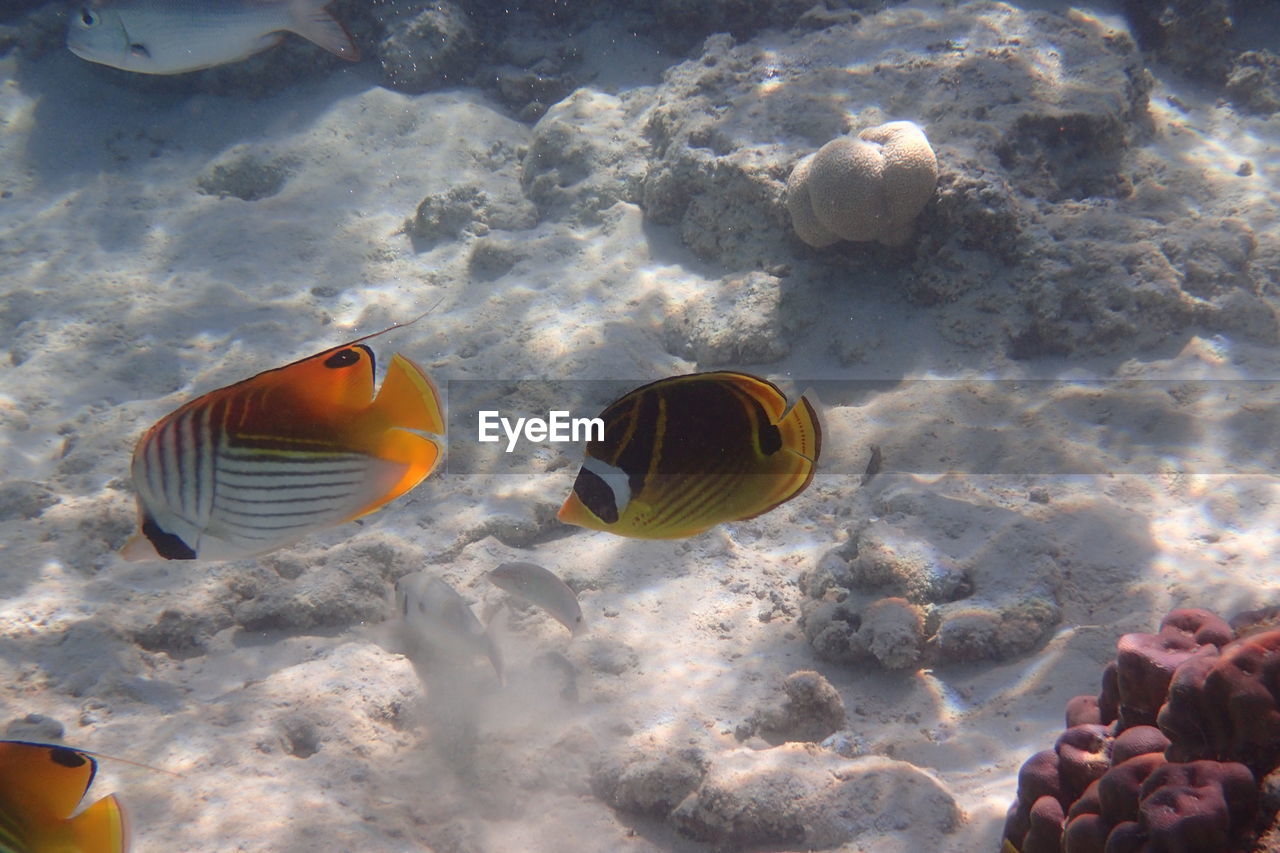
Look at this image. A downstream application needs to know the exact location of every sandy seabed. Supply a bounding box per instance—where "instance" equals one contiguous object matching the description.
[2,0,1280,851]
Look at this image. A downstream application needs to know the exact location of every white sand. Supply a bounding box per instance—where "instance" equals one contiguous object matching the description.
[1,2,1279,851]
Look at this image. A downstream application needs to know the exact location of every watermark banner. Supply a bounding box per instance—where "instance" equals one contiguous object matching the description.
[441,378,1280,477]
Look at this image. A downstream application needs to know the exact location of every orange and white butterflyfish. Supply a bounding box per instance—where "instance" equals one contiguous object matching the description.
[121,327,446,561]
[557,371,822,539]
[0,740,128,852]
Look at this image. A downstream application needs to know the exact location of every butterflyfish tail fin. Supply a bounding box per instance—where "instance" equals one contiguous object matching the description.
[338,355,444,521]
[737,392,821,523]
[776,393,822,466]
[65,793,128,853]
[287,0,360,60]
[375,354,446,437]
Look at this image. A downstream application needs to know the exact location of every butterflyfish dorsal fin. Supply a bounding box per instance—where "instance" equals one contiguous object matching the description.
[0,740,127,852]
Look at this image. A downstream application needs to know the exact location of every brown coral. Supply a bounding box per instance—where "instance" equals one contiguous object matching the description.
[1002,607,1280,853]
[786,120,938,248]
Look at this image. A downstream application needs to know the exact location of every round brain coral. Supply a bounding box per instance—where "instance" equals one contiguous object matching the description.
[785,120,938,248]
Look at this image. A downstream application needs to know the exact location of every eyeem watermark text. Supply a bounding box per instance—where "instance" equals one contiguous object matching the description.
[478,410,605,453]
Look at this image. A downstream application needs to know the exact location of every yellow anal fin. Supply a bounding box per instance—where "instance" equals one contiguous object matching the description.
[65,793,127,853]
[374,354,445,436]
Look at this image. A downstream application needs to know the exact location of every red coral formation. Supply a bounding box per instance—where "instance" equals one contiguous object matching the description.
[1112,608,1231,729]
[1159,630,1280,775]
[1001,607,1280,853]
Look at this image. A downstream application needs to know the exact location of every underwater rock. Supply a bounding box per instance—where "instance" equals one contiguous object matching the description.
[932,598,1060,664]
[743,670,846,745]
[650,0,838,50]
[591,746,709,817]
[133,607,235,659]
[802,517,973,607]
[0,479,58,521]
[235,564,388,633]
[1003,607,1280,853]
[1008,210,1274,357]
[406,185,488,249]
[521,88,649,225]
[858,597,926,670]
[583,639,639,676]
[670,746,961,849]
[1121,0,1235,82]
[786,121,938,248]
[1226,50,1280,115]
[374,0,478,94]
[800,484,1066,669]
[662,271,790,365]
[196,147,298,201]
[4,713,64,742]
[801,599,871,665]
[619,2,1151,269]
[994,109,1138,203]
[405,184,537,251]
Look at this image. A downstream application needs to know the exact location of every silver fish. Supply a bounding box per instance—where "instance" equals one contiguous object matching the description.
[486,562,585,638]
[66,0,359,75]
[394,571,503,681]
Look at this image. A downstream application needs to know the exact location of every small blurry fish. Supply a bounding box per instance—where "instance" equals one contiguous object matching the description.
[121,324,445,561]
[486,561,585,637]
[66,0,359,75]
[394,571,503,681]
[0,740,127,852]
[558,371,822,539]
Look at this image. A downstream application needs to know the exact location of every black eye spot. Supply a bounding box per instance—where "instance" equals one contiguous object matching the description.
[130,43,149,58]
[324,349,361,369]
[49,746,88,769]
[759,423,782,455]
[80,8,97,25]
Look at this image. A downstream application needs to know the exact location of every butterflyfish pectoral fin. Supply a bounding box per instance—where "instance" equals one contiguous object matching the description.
[119,533,158,563]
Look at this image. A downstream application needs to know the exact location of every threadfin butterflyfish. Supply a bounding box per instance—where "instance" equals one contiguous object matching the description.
[557,371,821,539]
[0,740,128,852]
[486,562,585,637]
[121,324,445,562]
